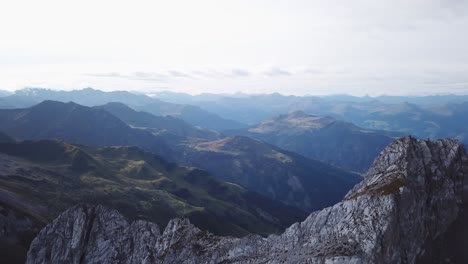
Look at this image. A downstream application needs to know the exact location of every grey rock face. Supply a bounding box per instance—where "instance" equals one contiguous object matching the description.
[26,137,468,264]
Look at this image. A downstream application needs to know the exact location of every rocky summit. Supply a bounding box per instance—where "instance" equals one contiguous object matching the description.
[26,136,468,264]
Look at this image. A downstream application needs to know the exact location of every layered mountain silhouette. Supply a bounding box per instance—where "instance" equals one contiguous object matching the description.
[150,91,468,144]
[0,101,361,212]
[4,89,468,143]
[0,88,246,131]
[0,139,306,263]
[229,111,394,172]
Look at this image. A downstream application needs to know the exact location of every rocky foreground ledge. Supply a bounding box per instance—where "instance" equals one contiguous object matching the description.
[26,136,468,264]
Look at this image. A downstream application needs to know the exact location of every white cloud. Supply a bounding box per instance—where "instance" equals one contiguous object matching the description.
[263,67,291,77]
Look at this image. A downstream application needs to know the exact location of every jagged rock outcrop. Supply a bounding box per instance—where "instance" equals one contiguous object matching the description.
[26,137,468,263]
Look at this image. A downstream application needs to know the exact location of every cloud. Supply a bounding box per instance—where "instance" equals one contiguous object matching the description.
[86,72,124,78]
[86,72,169,82]
[89,69,241,82]
[230,68,250,77]
[191,69,251,79]
[169,70,192,78]
[132,71,167,81]
[88,67,297,82]
[304,68,322,75]
[191,70,222,78]
[263,67,291,77]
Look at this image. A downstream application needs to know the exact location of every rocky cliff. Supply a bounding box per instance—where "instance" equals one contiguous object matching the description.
[26,136,468,264]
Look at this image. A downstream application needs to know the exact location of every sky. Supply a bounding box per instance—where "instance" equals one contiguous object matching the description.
[1,0,468,96]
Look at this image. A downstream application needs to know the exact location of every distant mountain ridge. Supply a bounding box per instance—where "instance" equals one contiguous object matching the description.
[0,90,12,97]
[152,90,468,105]
[150,92,468,144]
[228,111,395,172]
[0,88,246,131]
[4,89,468,141]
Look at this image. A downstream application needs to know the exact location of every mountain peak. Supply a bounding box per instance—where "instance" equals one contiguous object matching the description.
[32,100,79,108]
[14,87,49,96]
[80,87,99,92]
[222,135,260,145]
[194,135,266,152]
[251,112,334,134]
[286,110,310,118]
[346,136,465,199]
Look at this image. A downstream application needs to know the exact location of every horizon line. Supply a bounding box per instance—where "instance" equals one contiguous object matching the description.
[3,86,468,98]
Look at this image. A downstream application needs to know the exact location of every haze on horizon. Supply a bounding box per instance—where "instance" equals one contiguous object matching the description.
[1,0,467,96]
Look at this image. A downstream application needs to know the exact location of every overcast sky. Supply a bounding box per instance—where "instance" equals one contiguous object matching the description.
[1,0,467,95]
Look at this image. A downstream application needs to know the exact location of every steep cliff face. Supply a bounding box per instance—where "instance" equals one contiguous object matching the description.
[26,137,468,264]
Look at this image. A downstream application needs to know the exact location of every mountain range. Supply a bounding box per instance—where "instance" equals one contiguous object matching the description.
[0,101,362,212]
[0,139,306,263]
[4,89,468,143]
[150,91,468,144]
[4,88,468,144]
[7,90,464,263]
[153,90,468,106]
[2,88,468,263]
[0,88,246,131]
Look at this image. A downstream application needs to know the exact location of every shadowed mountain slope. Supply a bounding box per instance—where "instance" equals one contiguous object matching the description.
[174,135,360,211]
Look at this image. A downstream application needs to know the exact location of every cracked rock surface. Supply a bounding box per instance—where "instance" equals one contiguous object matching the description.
[26,136,468,264]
